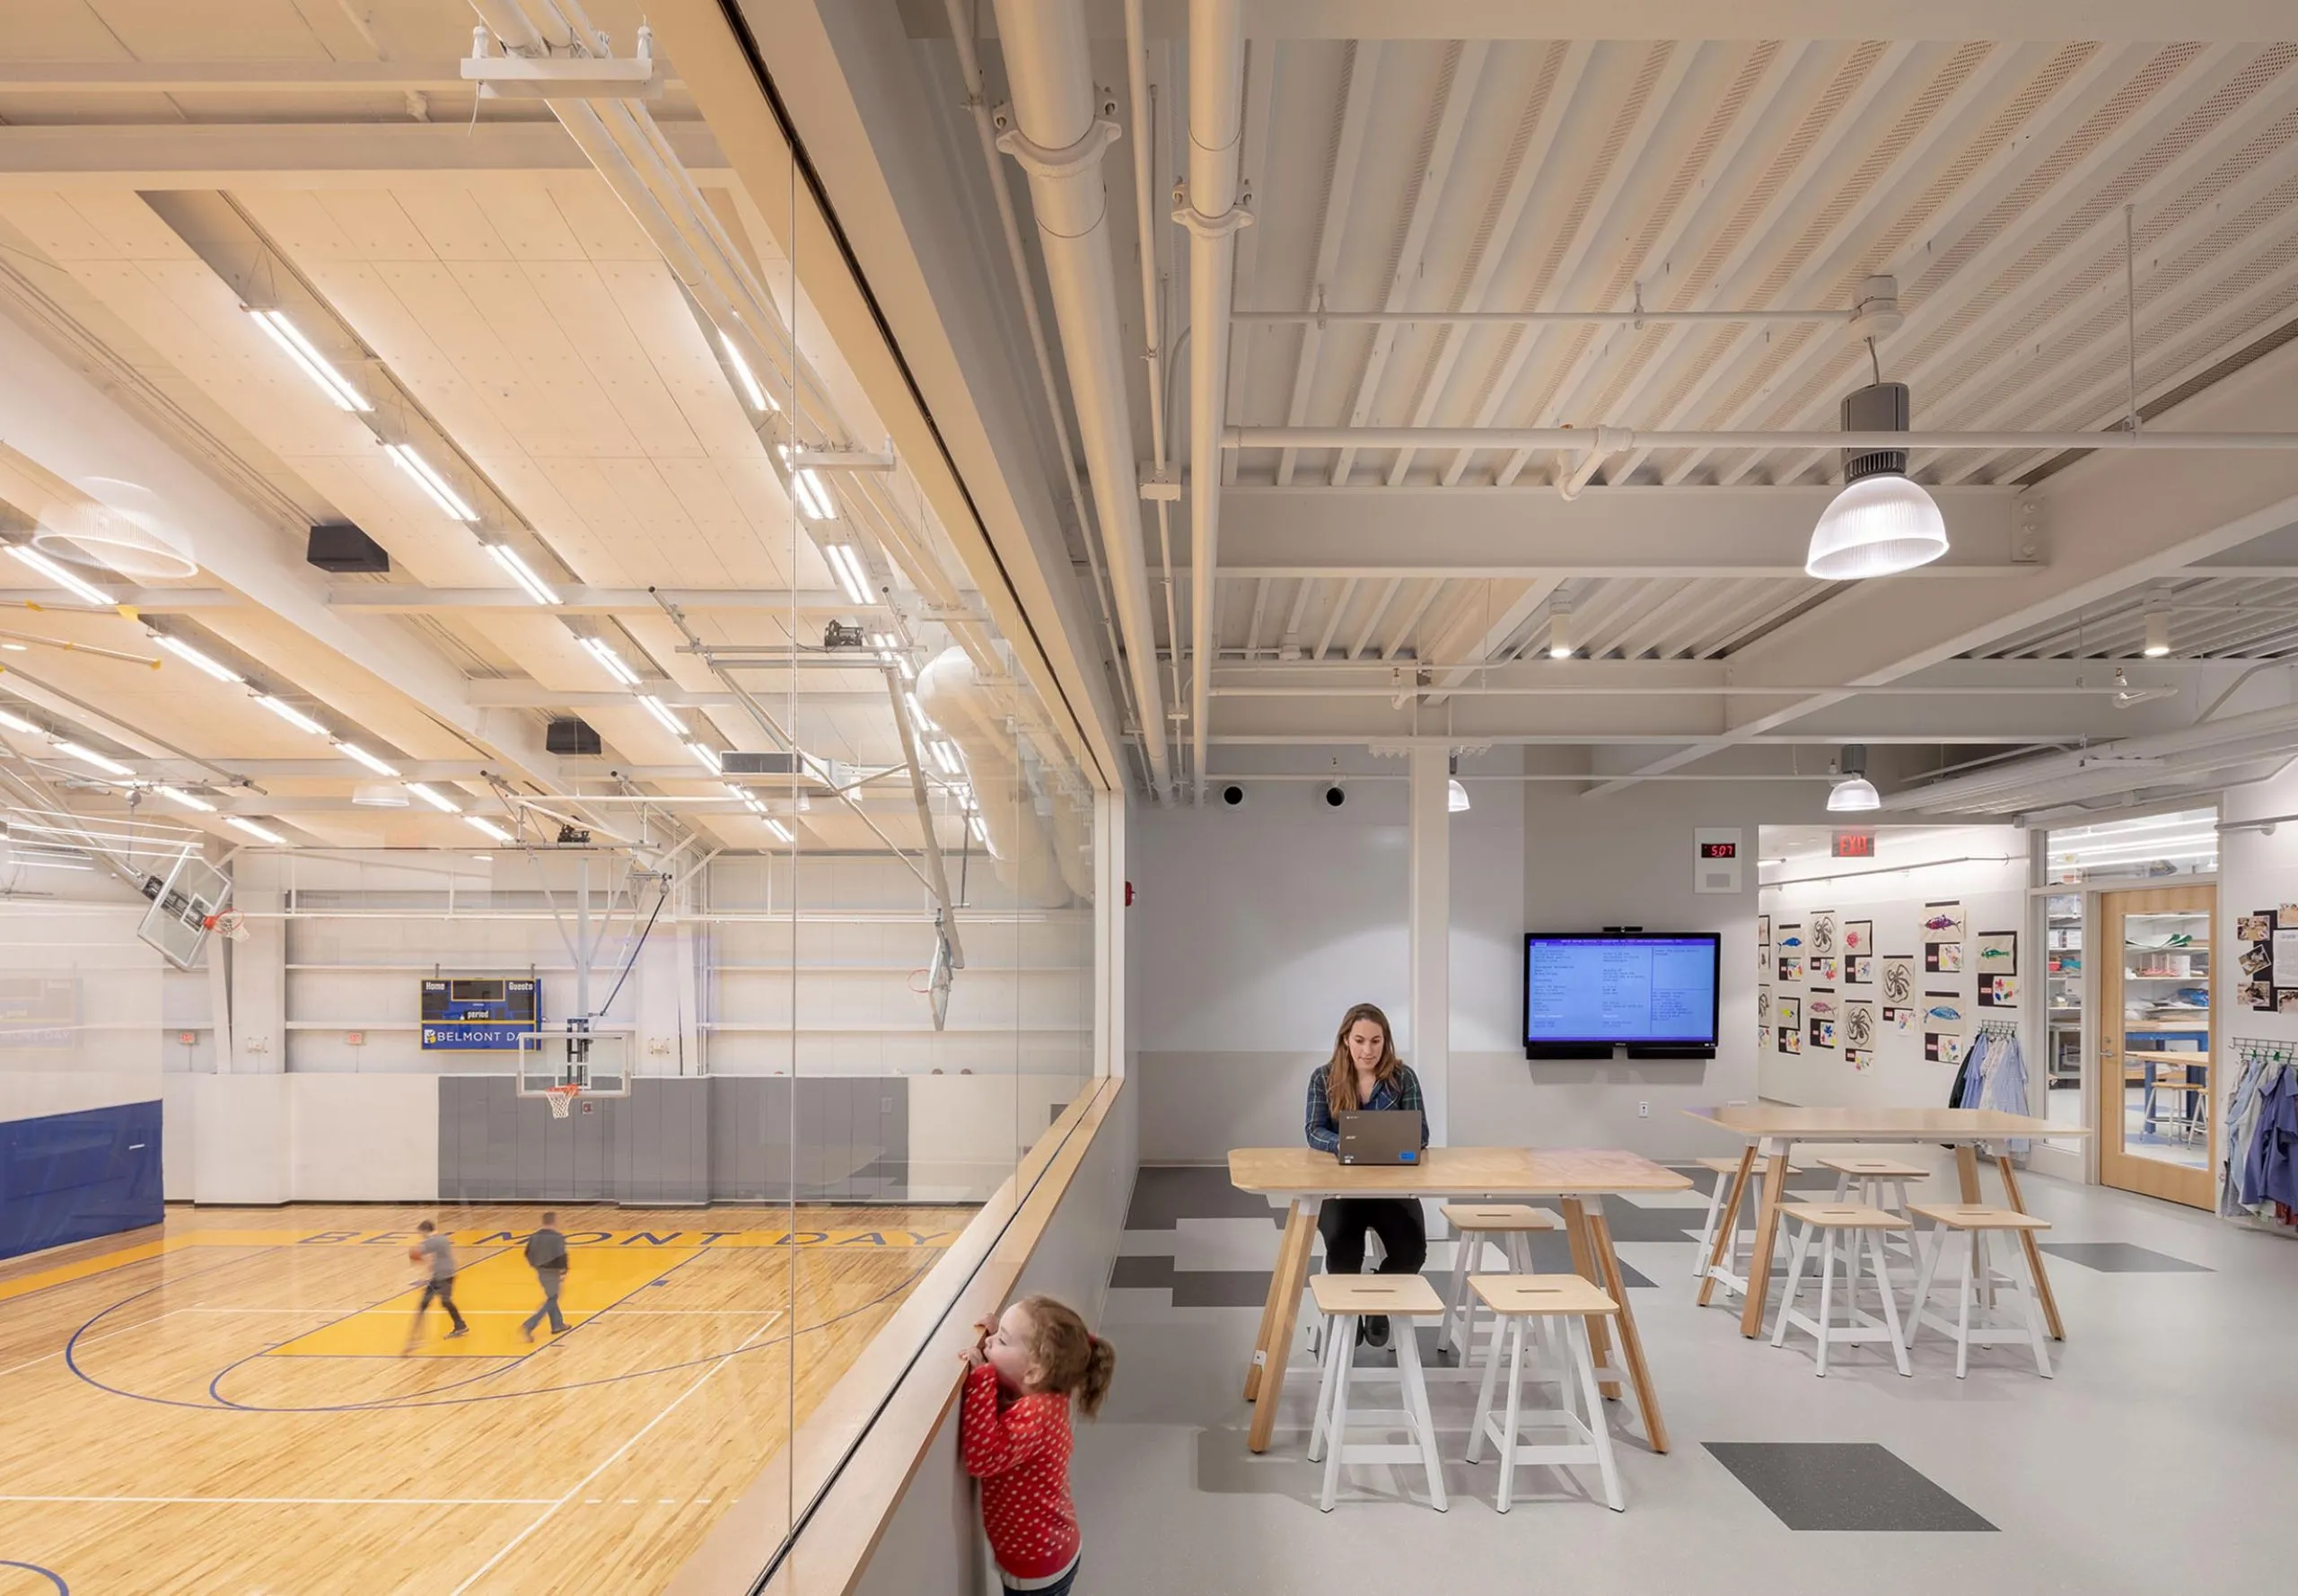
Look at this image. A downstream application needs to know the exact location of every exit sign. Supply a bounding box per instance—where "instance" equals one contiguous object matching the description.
[1833,830,1877,858]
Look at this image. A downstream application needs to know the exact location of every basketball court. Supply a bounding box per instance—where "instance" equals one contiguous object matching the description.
[0,1202,971,1593]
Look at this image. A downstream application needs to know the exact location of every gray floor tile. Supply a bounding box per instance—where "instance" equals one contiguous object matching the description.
[1704,1443,1996,1531]
[2038,1241,2212,1273]
[1109,1253,1276,1307]
[1125,1165,1285,1230]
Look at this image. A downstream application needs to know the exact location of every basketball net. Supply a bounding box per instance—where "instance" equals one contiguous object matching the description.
[543,1083,583,1119]
[201,909,251,943]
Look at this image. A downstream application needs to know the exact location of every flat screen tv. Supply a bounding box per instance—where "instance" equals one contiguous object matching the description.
[1523,932,1721,1059]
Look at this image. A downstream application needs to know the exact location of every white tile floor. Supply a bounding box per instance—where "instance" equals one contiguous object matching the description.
[1075,1166,2298,1594]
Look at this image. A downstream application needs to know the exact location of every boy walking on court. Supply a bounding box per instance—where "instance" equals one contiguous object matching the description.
[522,1212,572,1341]
[405,1219,469,1347]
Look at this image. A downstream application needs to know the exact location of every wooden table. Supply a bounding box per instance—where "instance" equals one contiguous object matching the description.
[1682,1106,2090,1342]
[1227,1146,1690,1456]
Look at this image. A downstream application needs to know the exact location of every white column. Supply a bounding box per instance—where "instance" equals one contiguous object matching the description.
[1408,746,1451,1144]
[1095,789,1127,1081]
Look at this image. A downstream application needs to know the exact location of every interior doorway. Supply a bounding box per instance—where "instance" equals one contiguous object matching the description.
[2096,884,2215,1208]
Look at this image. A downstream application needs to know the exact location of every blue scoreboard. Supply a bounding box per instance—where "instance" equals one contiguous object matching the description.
[419,978,540,1050]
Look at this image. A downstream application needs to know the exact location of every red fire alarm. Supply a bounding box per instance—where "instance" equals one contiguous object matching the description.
[1125,880,1135,907]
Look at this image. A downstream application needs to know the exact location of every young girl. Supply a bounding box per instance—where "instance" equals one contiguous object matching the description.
[961,1294,1115,1595]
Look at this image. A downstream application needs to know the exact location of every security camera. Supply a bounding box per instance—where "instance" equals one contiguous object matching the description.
[1323,785,1346,809]
[1220,784,1246,807]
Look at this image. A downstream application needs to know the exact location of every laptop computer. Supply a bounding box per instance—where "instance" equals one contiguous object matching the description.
[1336,1109,1424,1166]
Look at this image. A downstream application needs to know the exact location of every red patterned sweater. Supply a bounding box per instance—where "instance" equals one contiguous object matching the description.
[960,1363,1080,1582]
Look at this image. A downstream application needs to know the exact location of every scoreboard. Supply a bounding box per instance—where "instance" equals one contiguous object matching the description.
[419,978,540,1050]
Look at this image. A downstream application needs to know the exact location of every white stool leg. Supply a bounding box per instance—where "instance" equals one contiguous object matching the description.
[1572,1316,1625,1512]
[1869,1228,1911,1377]
[1468,1300,1504,1464]
[1695,1171,1729,1278]
[1831,1170,1852,1201]
[1814,1229,1838,1376]
[1905,1223,1943,1351]
[1771,1221,1811,1346]
[1495,1317,1527,1513]
[1953,1233,1977,1380]
[1308,1312,1346,1463]
[1398,1318,1446,1512]
[1319,1315,1355,1510]
[2013,1233,2054,1380]
[1444,1232,1475,1358]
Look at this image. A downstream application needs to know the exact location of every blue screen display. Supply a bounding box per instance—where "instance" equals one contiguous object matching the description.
[1524,934,1719,1046]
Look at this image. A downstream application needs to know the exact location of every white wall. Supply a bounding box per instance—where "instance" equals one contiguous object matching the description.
[2221,767,2298,1051]
[1759,830,2030,1109]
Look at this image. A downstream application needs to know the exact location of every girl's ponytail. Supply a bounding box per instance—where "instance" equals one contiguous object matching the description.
[1017,1294,1116,1417]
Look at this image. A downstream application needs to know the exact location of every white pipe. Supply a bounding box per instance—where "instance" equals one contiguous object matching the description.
[1179,0,1247,803]
[1229,425,2298,452]
[917,647,1070,907]
[1124,0,1188,751]
[942,0,1140,790]
[1235,309,1855,326]
[989,0,1174,800]
[1881,700,2298,811]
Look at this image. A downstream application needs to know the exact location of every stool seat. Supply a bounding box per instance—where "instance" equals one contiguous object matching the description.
[1693,1154,1776,1175]
[1817,1155,1929,1179]
[1443,1202,1561,1232]
[1781,1202,1908,1230]
[1311,1272,1444,1316]
[1909,1203,2051,1232]
[1474,1274,1617,1317]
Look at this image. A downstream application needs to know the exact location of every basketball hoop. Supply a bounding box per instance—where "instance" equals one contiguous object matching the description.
[202,909,250,943]
[543,1082,583,1119]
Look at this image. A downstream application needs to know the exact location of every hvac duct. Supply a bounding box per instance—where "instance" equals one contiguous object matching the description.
[987,0,1174,799]
[917,648,1072,908]
[1883,701,2298,816]
[1177,0,1247,802]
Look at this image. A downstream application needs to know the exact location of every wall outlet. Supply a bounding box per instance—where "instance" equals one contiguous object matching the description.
[1637,1101,1650,1118]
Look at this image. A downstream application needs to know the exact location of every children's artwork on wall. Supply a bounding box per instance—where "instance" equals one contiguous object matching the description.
[2280,991,2298,1016]
[1846,1048,1874,1071]
[1844,1001,1876,1051]
[1923,995,1965,1030]
[1810,1016,1836,1049]
[1846,954,1874,986]
[1922,902,1966,943]
[1926,941,1963,974]
[1777,995,1800,1030]
[1885,1006,1915,1031]
[1808,912,1838,957]
[1778,1025,1802,1054]
[2242,910,2275,1007]
[1778,953,1805,983]
[1925,1030,1965,1065]
[1980,975,2020,1008]
[2236,913,2271,942]
[1973,932,2017,976]
[1811,955,1838,983]
[1881,957,1916,1005]
[2241,980,2273,1010]
[1759,914,1771,949]
[1843,919,1873,958]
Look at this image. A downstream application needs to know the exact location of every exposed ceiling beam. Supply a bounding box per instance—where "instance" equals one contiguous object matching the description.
[0,121,728,187]
[0,62,595,93]
[1228,4,2294,40]
[463,686,891,710]
[0,586,878,616]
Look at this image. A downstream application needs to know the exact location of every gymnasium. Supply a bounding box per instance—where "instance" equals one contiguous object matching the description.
[2,4,2296,1594]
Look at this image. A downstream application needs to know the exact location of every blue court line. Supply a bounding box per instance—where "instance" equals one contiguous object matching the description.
[0,1559,68,1593]
[66,1255,934,1416]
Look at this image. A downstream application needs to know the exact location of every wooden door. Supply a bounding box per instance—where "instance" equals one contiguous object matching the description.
[2097,884,2215,1207]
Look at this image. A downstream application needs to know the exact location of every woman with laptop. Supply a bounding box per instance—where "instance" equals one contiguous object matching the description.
[1303,1001,1428,1346]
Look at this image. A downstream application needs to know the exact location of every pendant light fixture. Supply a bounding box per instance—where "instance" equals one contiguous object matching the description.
[1827,743,1881,812]
[2142,597,2172,658]
[1805,381,1949,581]
[1447,753,1470,813]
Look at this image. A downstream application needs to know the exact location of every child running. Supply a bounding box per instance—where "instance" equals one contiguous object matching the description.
[961,1295,1114,1596]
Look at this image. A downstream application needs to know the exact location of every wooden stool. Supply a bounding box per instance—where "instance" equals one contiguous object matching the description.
[1904,1204,2054,1380]
[1440,1203,1559,1360]
[1692,1154,1775,1294]
[1819,1155,1928,1268]
[1305,1274,1449,1513]
[1769,1204,1912,1377]
[1465,1275,1624,1513]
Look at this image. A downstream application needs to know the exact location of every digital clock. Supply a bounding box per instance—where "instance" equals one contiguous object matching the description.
[1698,841,1738,859]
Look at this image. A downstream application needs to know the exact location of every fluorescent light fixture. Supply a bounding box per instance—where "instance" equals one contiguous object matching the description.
[16,855,92,873]
[1806,475,1948,580]
[779,450,837,522]
[684,741,722,773]
[225,816,285,845]
[969,813,989,845]
[579,636,642,686]
[1,643,22,652]
[928,739,962,777]
[822,542,873,606]
[405,781,461,814]
[465,815,513,844]
[718,329,778,413]
[0,705,38,735]
[153,785,216,813]
[724,781,754,803]
[870,633,915,680]
[1827,776,1881,812]
[2143,606,2171,658]
[335,741,400,777]
[486,543,561,606]
[904,691,936,732]
[152,633,243,683]
[255,694,327,735]
[247,308,371,412]
[636,694,687,735]
[763,817,794,843]
[1448,777,1471,813]
[1547,601,1573,660]
[382,443,478,522]
[53,740,135,776]
[8,544,115,607]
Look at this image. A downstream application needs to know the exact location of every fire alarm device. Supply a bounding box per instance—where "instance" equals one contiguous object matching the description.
[1693,828,1743,894]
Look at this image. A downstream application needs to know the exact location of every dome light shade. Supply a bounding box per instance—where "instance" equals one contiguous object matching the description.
[2143,608,2171,657]
[1447,777,1471,813]
[1805,474,1949,581]
[1827,776,1881,812]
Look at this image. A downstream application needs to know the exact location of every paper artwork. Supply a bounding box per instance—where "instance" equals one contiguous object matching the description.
[1921,902,1966,943]
[1980,975,2020,1008]
[1846,954,1874,986]
[1974,932,2017,977]
[1881,958,1916,1005]
[1925,1031,1965,1066]
[1844,1002,1876,1050]
[1844,919,1873,956]
[1926,942,1963,974]
[1808,912,1838,957]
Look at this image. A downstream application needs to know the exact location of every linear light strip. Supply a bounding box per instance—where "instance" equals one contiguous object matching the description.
[51,740,135,777]
[335,741,400,777]
[225,816,285,845]
[248,308,371,412]
[153,633,243,683]
[719,329,777,414]
[486,544,561,607]
[404,782,461,814]
[7,545,115,608]
[255,694,327,735]
[465,815,513,843]
[153,785,217,813]
[383,443,478,522]
[580,636,642,687]
[636,695,687,735]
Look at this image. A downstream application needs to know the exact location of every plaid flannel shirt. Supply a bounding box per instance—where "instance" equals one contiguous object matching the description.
[1305,1064,1427,1153]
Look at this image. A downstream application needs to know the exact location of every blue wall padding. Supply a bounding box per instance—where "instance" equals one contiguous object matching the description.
[0,1100,163,1260]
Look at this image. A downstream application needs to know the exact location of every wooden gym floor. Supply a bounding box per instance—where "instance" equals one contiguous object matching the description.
[0,1201,976,1594]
